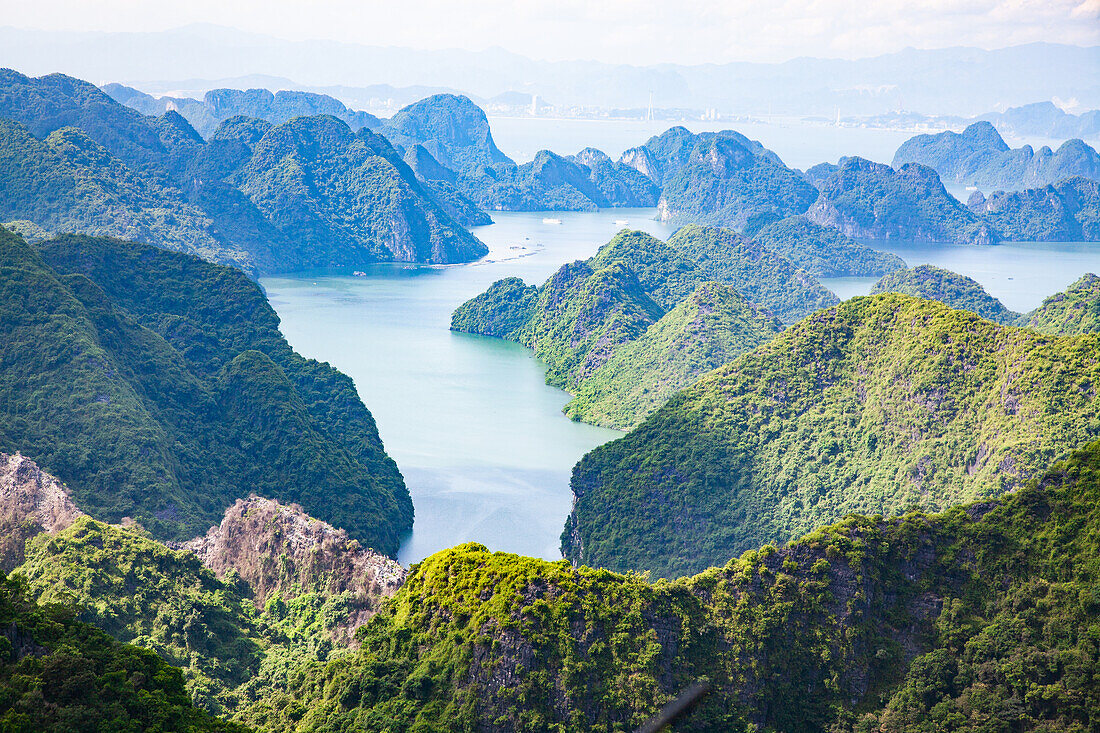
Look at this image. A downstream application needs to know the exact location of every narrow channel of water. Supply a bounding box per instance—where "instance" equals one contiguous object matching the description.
[263,209,670,564]
[265,206,1099,566]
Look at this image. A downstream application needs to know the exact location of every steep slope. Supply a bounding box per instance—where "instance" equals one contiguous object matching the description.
[968,176,1100,241]
[233,115,487,266]
[871,265,1022,325]
[1025,273,1100,335]
[0,452,83,571]
[563,293,1100,578]
[669,224,839,322]
[0,119,252,268]
[523,260,666,389]
[618,125,703,186]
[0,70,488,272]
[180,496,405,644]
[0,568,241,731]
[453,227,837,418]
[753,215,906,277]
[657,132,819,230]
[892,121,1100,189]
[458,148,660,211]
[0,230,410,552]
[104,84,382,138]
[282,440,1100,732]
[806,156,998,245]
[449,276,539,340]
[381,93,513,171]
[562,282,783,429]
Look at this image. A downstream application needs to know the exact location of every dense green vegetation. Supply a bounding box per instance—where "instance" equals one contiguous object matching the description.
[657,132,819,230]
[274,439,1100,732]
[449,277,539,340]
[968,176,1100,242]
[453,226,838,425]
[806,156,998,245]
[753,215,906,277]
[0,119,244,267]
[871,265,1022,325]
[0,569,242,731]
[1025,273,1100,335]
[11,512,387,725]
[0,229,410,551]
[0,69,488,273]
[668,224,839,323]
[892,120,1100,189]
[563,293,1100,578]
[230,115,487,267]
[563,282,783,429]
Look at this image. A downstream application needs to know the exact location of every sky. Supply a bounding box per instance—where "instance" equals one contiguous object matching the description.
[2,0,1098,65]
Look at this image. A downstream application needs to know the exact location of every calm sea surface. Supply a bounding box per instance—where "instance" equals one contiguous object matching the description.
[263,210,670,564]
[265,201,1099,565]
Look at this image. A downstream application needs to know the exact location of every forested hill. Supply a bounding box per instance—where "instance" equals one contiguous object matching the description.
[0,228,411,552]
[871,264,1023,325]
[0,69,488,274]
[271,438,1100,732]
[563,293,1100,578]
[452,226,834,427]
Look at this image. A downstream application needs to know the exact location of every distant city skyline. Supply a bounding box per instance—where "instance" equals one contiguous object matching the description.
[3,0,1098,66]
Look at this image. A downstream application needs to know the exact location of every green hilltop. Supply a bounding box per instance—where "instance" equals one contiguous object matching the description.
[0,229,410,552]
[1025,273,1100,335]
[563,293,1100,578]
[562,282,783,429]
[753,215,906,278]
[267,439,1100,732]
[452,226,834,427]
[0,69,488,275]
[871,264,1023,325]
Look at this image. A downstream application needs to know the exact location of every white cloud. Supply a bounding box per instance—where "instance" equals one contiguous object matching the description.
[2,0,1097,64]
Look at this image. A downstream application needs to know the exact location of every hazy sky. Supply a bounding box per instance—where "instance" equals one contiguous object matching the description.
[4,0,1098,65]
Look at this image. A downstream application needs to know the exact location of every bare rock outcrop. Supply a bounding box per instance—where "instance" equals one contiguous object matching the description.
[0,453,84,571]
[179,496,406,640]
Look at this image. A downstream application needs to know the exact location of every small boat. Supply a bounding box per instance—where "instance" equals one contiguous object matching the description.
[542,217,563,225]
[614,219,629,225]
[352,271,367,277]
[965,186,978,191]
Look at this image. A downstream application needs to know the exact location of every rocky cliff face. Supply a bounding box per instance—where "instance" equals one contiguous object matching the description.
[0,453,84,571]
[179,496,406,641]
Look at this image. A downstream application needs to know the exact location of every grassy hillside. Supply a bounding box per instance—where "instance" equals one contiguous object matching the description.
[276,439,1100,732]
[1025,273,1100,335]
[563,293,1100,578]
[563,282,783,429]
[753,215,906,278]
[871,265,1022,325]
[669,224,839,323]
[0,230,410,552]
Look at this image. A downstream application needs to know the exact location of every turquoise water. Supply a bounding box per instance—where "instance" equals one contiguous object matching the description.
[820,239,1100,312]
[262,209,671,564]
[264,206,1099,566]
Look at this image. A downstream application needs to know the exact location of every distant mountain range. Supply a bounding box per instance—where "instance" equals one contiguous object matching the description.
[1,25,1097,116]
